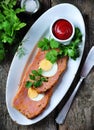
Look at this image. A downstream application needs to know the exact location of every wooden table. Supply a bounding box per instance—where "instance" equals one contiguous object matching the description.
[0,0,94,130]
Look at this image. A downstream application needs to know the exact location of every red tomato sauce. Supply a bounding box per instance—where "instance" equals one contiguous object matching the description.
[52,19,73,40]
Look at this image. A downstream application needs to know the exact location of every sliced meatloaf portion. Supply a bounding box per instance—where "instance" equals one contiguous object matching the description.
[12,48,68,119]
[13,86,53,119]
[20,48,68,93]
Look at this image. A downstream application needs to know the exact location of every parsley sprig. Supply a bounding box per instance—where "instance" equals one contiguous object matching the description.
[0,0,26,61]
[0,0,26,44]
[38,38,59,51]
[38,27,82,63]
[25,68,48,88]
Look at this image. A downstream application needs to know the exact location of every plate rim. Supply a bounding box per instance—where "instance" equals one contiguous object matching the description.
[6,3,86,125]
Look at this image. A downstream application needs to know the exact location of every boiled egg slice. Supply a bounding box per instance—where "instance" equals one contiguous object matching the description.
[28,87,44,101]
[39,59,58,77]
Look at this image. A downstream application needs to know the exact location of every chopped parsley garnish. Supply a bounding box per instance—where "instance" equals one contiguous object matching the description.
[38,27,82,63]
[25,68,48,88]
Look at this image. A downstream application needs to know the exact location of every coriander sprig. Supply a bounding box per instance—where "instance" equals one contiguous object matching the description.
[0,0,26,61]
[38,27,82,63]
[38,38,59,50]
[25,68,48,88]
[46,50,58,64]
[0,0,26,44]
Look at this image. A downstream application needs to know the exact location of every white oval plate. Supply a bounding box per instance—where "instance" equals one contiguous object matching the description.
[6,3,85,125]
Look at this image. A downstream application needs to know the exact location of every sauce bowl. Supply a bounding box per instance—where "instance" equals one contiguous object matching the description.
[50,18,75,45]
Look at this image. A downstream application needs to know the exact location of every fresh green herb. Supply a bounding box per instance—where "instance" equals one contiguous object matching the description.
[33,80,42,88]
[62,27,82,60]
[0,0,26,44]
[38,38,59,50]
[50,39,59,49]
[38,38,50,50]
[46,50,58,64]
[38,27,82,63]
[17,37,29,58]
[26,81,33,88]
[0,0,26,61]
[17,46,26,58]
[25,68,48,88]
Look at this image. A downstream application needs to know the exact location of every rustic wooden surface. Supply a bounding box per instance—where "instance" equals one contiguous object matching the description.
[0,0,94,130]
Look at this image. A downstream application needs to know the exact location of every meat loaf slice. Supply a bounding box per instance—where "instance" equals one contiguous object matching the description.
[13,48,68,119]
[13,87,53,119]
[20,49,68,93]
[36,55,68,93]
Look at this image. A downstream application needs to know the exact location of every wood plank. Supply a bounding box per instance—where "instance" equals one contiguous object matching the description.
[0,0,53,130]
[51,0,94,130]
[0,0,94,130]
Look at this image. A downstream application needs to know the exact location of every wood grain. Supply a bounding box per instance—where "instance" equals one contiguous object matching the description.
[0,0,94,130]
[52,0,94,130]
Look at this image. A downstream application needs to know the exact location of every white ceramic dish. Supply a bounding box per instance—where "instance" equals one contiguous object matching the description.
[50,18,75,45]
[6,3,85,125]
[21,0,40,14]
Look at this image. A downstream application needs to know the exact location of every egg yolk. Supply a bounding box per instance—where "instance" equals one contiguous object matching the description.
[28,87,38,99]
[39,59,53,71]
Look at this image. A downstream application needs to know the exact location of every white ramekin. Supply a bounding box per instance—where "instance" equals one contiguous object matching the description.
[50,18,75,45]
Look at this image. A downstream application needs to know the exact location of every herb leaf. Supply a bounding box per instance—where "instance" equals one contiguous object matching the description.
[63,27,82,60]
[38,27,82,63]
[38,38,50,50]
[25,68,47,88]
[46,50,58,64]
[26,81,33,88]
[33,80,42,88]
[37,68,43,75]
[29,75,35,80]
[32,70,39,76]
[38,38,59,51]
[50,39,59,49]
[41,77,48,82]
[0,0,26,61]
[17,46,26,58]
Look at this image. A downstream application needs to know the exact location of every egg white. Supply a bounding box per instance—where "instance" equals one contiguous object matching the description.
[28,87,45,101]
[42,62,58,77]
[29,93,44,101]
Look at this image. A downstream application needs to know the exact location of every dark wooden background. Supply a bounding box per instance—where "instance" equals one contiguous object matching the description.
[0,0,94,130]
